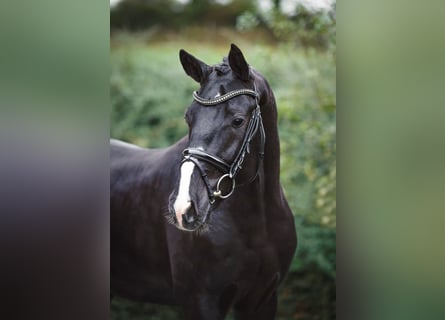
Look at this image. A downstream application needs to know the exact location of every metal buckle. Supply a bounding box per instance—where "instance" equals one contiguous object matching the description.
[213,174,235,199]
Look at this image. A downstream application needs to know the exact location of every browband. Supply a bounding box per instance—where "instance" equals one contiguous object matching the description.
[193,89,258,106]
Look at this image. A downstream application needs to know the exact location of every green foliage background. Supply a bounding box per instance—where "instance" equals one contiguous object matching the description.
[111,2,335,319]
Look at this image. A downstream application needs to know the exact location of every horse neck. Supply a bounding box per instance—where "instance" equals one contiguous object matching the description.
[258,82,281,194]
[224,89,282,238]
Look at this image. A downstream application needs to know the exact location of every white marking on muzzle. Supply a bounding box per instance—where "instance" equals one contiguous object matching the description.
[173,161,195,229]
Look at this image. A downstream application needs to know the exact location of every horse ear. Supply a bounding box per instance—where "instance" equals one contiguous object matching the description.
[179,49,209,83]
[228,43,250,81]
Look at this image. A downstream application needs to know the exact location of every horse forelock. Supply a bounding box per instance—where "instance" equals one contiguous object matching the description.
[200,60,272,107]
[213,60,230,75]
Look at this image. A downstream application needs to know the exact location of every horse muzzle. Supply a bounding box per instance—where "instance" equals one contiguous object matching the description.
[168,196,208,232]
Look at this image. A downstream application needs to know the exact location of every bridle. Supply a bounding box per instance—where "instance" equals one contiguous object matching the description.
[182,84,265,204]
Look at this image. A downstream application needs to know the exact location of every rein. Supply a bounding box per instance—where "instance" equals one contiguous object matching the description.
[182,86,265,204]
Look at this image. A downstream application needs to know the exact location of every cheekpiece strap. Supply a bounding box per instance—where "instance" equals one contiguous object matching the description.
[193,89,258,106]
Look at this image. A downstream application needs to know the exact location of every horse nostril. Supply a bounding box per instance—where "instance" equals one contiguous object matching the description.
[182,213,195,224]
[182,202,197,224]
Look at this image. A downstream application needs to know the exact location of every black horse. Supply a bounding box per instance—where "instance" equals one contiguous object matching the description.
[111,44,297,320]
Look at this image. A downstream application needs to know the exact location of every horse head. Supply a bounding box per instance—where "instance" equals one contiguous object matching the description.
[168,44,266,232]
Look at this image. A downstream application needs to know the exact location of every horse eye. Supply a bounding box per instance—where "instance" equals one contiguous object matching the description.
[232,118,244,128]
